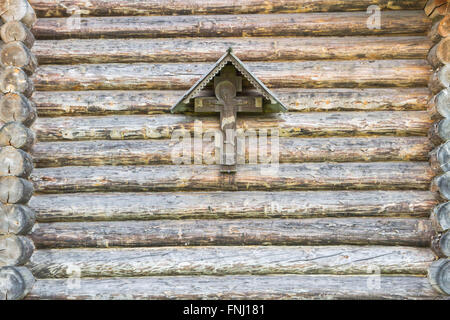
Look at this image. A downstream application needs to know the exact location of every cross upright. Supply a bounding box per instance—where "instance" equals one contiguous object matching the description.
[194,65,263,173]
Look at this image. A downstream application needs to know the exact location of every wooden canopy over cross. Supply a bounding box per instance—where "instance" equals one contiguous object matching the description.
[171,48,287,173]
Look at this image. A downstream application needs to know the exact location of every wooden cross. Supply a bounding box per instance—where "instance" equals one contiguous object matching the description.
[194,65,263,173]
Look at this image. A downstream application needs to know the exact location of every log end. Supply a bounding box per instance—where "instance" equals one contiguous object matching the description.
[0,266,35,300]
[428,259,450,295]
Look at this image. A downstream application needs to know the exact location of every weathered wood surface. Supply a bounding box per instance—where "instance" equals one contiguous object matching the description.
[428,259,450,295]
[25,275,447,300]
[0,235,34,266]
[424,0,448,20]
[0,176,33,204]
[31,137,433,168]
[32,36,432,64]
[429,16,450,42]
[0,146,33,177]
[0,203,35,235]
[28,0,428,17]
[29,191,439,222]
[31,112,433,142]
[30,218,433,248]
[428,118,450,145]
[0,266,34,300]
[427,88,449,120]
[428,37,450,68]
[30,163,434,193]
[0,41,38,75]
[429,65,450,93]
[32,88,431,117]
[0,0,37,28]
[28,246,436,278]
[0,67,34,97]
[429,141,450,174]
[0,122,36,151]
[0,93,36,126]
[32,60,432,91]
[431,171,450,200]
[432,202,450,232]
[0,21,35,49]
[31,11,431,40]
[432,230,450,257]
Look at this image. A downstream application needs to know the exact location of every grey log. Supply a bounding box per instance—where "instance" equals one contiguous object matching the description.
[0,234,34,266]
[0,41,38,74]
[432,230,450,257]
[0,176,33,204]
[0,66,34,97]
[0,146,33,177]
[428,259,449,295]
[428,118,450,145]
[0,203,35,234]
[429,141,450,174]
[427,88,450,120]
[0,122,36,151]
[0,21,35,49]
[0,93,36,126]
[0,0,37,28]
[431,202,450,232]
[429,65,450,94]
[0,266,34,300]
[431,171,450,200]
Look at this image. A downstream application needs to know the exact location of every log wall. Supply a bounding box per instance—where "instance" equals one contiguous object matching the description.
[9,0,449,299]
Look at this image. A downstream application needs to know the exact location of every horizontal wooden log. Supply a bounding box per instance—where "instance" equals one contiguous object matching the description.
[32,36,432,64]
[31,11,431,40]
[427,37,450,68]
[428,259,450,295]
[0,66,34,97]
[0,203,35,234]
[429,65,450,94]
[0,235,34,266]
[431,171,450,200]
[32,60,432,91]
[31,137,434,168]
[30,162,434,193]
[427,88,450,120]
[429,16,450,42]
[0,21,35,49]
[429,141,450,174]
[0,122,35,151]
[32,88,431,117]
[30,218,433,248]
[0,146,33,177]
[431,202,450,232]
[432,230,450,257]
[428,118,450,145]
[26,274,445,300]
[0,176,33,204]
[29,191,439,222]
[0,93,36,126]
[28,0,428,17]
[0,0,37,28]
[28,245,436,278]
[31,112,433,142]
[0,266,34,300]
[0,41,38,74]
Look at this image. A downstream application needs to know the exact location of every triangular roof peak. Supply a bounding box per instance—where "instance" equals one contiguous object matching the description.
[171,48,287,113]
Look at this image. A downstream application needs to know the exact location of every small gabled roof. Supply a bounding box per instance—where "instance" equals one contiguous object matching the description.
[171,48,288,113]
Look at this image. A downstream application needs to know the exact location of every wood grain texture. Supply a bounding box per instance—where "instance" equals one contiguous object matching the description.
[28,0,428,17]
[432,230,450,257]
[32,36,432,64]
[429,141,450,174]
[427,88,450,120]
[429,16,450,42]
[31,112,433,142]
[427,37,450,68]
[32,60,432,91]
[429,65,450,93]
[31,137,434,168]
[30,162,434,193]
[0,122,36,151]
[28,246,436,278]
[30,218,433,248]
[0,176,33,204]
[0,203,35,235]
[431,202,450,232]
[0,235,34,266]
[31,11,431,39]
[431,171,450,200]
[0,0,37,28]
[0,93,37,127]
[26,275,447,300]
[29,191,439,222]
[32,88,431,116]
[0,21,35,49]
[428,259,450,295]
[0,266,34,300]
[0,146,33,177]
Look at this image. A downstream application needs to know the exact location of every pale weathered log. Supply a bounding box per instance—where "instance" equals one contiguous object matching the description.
[0,41,37,74]
[26,275,445,300]
[30,218,433,248]
[429,65,450,94]
[32,60,432,91]
[0,235,34,266]
[0,21,35,49]
[431,171,450,200]
[0,0,37,28]
[32,88,431,117]
[31,137,433,168]
[429,141,450,174]
[0,66,34,97]
[0,203,35,234]
[429,16,450,42]
[428,118,450,145]
[0,176,33,204]
[32,36,432,64]
[427,88,450,120]
[31,11,431,40]
[30,163,434,193]
[0,93,36,126]
[0,146,32,177]
[29,191,439,222]
[432,230,450,257]
[0,122,35,150]
[28,0,428,17]
[28,245,436,279]
[0,266,34,300]
[431,202,450,232]
[428,259,450,295]
[428,37,450,68]
[31,112,433,142]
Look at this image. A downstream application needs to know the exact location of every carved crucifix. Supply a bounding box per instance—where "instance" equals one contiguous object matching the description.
[194,66,263,173]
